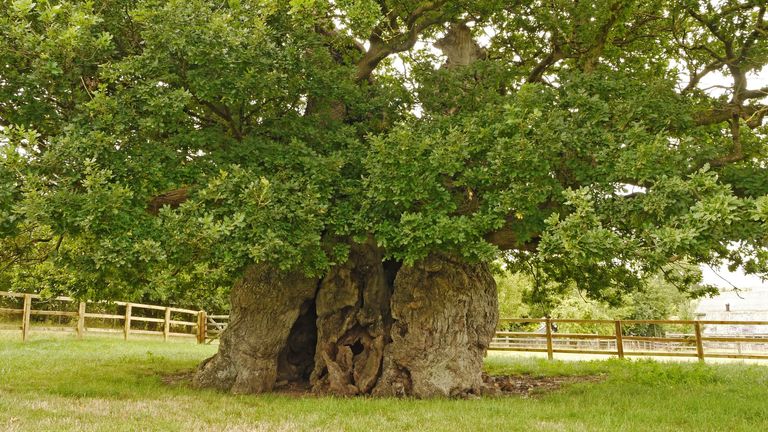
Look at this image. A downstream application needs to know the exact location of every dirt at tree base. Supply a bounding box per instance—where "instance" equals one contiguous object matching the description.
[193,251,500,398]
[480,373,606,397]
[166,370,604,398]
[267,373,605,398]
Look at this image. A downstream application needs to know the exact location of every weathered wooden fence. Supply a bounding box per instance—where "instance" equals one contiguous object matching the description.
[0,291,225,343]
[4,292,767,362]
[491,318,768,361]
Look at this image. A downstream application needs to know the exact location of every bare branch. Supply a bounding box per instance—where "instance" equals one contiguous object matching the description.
[681,60,724,94]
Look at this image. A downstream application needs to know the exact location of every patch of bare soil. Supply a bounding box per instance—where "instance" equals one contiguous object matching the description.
[161,370,196,386]
[481,373,605,397]
[272,381,313,397]
[161,370,604,398]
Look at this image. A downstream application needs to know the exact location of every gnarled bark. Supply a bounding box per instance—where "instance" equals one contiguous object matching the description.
[309,242,396,395]
[193,263,318,394]
[373,255,498,397]
[195,250,498,398]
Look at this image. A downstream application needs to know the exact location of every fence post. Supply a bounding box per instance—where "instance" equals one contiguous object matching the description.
[197,310,207,344]
[77,302,86,339]
[614,320,624,359]
[163,307,171,342]
[694,321,705,362]
[545,318,554,360]
[124,303,132,340]
[21,294,32,342]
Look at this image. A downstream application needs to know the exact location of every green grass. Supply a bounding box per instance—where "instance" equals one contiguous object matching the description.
[1,334,768,431]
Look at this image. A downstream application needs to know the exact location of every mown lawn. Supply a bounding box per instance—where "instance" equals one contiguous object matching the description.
[1,333,767,431]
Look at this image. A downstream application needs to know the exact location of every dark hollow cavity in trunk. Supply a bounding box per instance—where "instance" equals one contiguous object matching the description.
[192,264,317,394]
[310,242,395,395]
[194,251,498,398]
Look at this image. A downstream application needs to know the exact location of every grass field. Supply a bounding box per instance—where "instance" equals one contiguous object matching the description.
[1,333,768,431]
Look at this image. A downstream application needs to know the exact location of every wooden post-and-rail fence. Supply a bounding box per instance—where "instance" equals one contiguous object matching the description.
[0,291,228,343]
[4,291,768,363]
[492,318,768,362]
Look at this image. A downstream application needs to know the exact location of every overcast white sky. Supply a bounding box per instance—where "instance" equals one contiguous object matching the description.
[701,265,767,292]
[697,66,767,293]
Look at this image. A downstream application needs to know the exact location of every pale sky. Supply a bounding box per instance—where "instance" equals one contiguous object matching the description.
[701,265,767,292]
[697,66,767,295]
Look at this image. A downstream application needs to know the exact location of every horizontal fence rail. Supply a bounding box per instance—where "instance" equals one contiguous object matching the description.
[4,292,767,363]
[491,318,768,362]
[0,291,226,344]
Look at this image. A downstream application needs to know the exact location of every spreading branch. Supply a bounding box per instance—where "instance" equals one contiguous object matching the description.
[354,1,451,82]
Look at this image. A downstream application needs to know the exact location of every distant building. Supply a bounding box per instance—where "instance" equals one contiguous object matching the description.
[695,286,768,335]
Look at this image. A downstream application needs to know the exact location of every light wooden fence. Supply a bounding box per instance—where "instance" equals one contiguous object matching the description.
[5,293,766,362]
[0,291,223,344]
[491,318,768,361]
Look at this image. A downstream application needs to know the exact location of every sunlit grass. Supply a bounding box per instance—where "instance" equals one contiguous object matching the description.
[1,333,767,431]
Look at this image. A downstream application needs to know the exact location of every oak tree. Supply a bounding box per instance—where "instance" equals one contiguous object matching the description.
[1,0,767,396]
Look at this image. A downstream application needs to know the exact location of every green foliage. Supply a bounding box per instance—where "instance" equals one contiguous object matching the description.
[496,268,697,336]
[0,0,766,307]
[495,270,533,320]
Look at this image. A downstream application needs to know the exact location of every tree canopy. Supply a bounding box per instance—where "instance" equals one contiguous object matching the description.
[1,0,767,307]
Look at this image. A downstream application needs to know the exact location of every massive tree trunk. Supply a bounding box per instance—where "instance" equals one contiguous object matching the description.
[309,242,395,395]
[193,264,318,394]
[373,255,498,397]
[194,249,498,398]
[193,23,499,397]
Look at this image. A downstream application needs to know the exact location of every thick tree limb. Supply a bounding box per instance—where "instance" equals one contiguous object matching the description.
[736,3,766,63]
[580,0,630,73]
[316,26,367,55]
[354,1,450,82]
[527,47,564,83]
[485,220,540,252]
[434,22,486,68]
[694,104,766,127]
[709,115,744,168]
[147,188,189,214]
[742,86,768,100]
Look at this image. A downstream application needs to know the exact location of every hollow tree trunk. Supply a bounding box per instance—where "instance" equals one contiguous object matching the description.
[309,242,396,395]
[195,251,498,398]
[373,255,498,397]
[193,263,318,394]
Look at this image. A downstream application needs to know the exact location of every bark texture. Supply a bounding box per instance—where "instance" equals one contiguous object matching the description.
[193,263,317,394]
[310,242,396,395]
[373,255,498,397]
[196,251,498,398]
[434,23,486,68]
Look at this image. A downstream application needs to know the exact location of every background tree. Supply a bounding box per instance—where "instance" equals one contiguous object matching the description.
[1,0,767,397]
[495,268,697,336]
